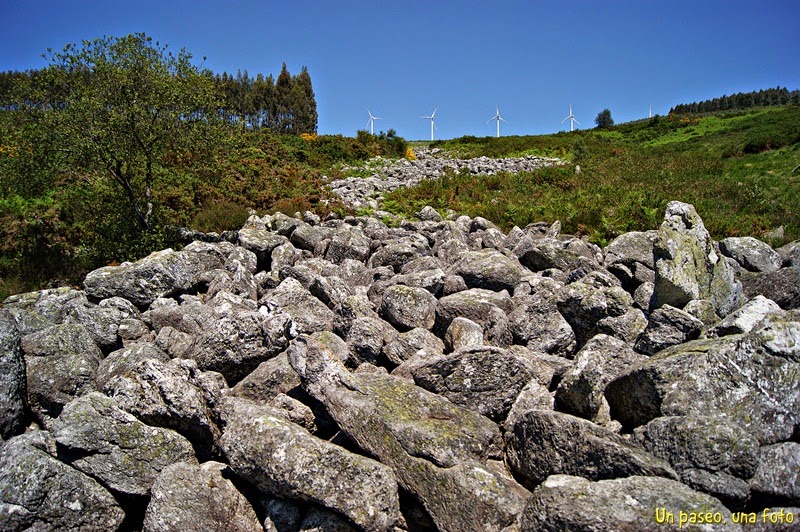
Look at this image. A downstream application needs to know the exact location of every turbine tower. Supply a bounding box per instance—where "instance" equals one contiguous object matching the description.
[366,109,381,135]
[561,104,579,132]
[420,107,437,141]
[486,105,509,138]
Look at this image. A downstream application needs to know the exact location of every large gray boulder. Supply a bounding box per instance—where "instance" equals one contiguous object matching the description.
[104,357,227,461]
[449,249,527,292]
[379,284,437,330]
[508,279,576,356]
[652,201,742,316]
[51,392,197,497]
[288,336,529,531]
[397,346,536,421]
[707,295,782,337]
[606,324,800,444]
[219,396,402,531]
[21,322,103,423]
[262,277,336,335]
[634,304,704,355]
[720,236,783,273]
[634,415,760,507]
[147,294,292,384]
[603,230,658,290]
[555,278,633,349]
[520,474,740,531]
[555,334,646,421]
[84,243,228,307]
[434,288,513,346]
[0,430,124,531]
[143,461,262,532]
[95,342,170,390]
[0,310,26,439]
[505,410,677,488]
[513,235,597,273]
[749,443,800,505]
[740,267,800,310]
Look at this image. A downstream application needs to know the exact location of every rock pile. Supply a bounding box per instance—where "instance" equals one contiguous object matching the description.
[328,148,562,210]
[1,201,799,531]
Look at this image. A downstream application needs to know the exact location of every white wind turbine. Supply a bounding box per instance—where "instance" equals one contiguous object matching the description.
[366,109,381,135]
[561,103,579,132]
[486,105,509,137]
[420,107,437,141]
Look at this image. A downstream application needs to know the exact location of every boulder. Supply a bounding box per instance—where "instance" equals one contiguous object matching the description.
[51,392,197,497]
[434,288,513,346]
[288,336,529,531]
[520,474,739,531]
[379,284,437,330]
[634,304,704,355]
[555,334,646,421]
[606,331,800,444]
[0,310,26,439]
[749,443,800,505]
[383,327,445,365]
[444,316,484,351]
[143,461,262,532]
[0,430,124,531]
[104,357,226,461]
[345,316,398,366]
[95,342,170,390]
[230,352,303,402]
[652,201,742,316]
[219,397,402,531]
[513,235,597,273]
[740,267,800,310]
[398,346,536,421]
[84,244,227,307]
[556,280,633,349]
[505,410,677,488]
[720,236,783,273]
[262,277,336,335]
[707,295,782,337]
[21,322,103,423]
[237,228,288,271]
[509,283,576,356]
[449,249,527,292]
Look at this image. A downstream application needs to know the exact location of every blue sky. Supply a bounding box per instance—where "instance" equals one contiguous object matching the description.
[2,0,798,140]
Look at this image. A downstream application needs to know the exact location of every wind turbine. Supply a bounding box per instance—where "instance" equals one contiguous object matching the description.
[366,109,381,135]
[420,107,437,141]
[561,104,579,132]
[486,105,509,137]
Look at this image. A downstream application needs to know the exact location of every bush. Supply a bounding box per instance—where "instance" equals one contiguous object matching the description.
[190,201,251,233]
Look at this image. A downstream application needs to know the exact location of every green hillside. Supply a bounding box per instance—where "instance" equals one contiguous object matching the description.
[382,105,800,246]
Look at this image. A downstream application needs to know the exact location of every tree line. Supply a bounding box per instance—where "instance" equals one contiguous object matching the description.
[0,60,317,136]
[669,87,800,115]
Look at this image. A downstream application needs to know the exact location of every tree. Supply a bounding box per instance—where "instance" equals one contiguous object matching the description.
[34,33,217,230]
[595,108,614,129]
[290,67,318,134]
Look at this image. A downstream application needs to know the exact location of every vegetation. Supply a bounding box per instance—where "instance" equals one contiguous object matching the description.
[595,109,614,129]
[386,104,800,247]
[670,86,800,115]
[0,34,406,299]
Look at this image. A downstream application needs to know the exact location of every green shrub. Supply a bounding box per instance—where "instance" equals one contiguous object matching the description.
[190,201,251,233]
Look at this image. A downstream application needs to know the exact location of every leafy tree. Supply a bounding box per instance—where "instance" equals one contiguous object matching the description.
[291,67,318,134]
[34,33,217,229]
[595,108,614,129]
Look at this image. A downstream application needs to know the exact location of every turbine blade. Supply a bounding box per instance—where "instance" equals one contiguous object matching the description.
[562,116,569,123]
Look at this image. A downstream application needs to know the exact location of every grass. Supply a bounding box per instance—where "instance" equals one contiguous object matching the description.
[382,106,800,247]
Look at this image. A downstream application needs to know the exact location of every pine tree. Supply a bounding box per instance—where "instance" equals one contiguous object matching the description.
[291,67,317,134]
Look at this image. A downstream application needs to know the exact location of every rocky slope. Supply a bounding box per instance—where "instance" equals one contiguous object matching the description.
[1,201,799,531]
[327,148,562,210]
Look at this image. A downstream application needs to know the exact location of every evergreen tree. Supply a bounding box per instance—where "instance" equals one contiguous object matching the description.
[291,67,317,134]
[274,62,294,134]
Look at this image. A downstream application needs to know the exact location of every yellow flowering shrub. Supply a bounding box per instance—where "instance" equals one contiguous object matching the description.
[300,132,318,142]
[405,147,416,160]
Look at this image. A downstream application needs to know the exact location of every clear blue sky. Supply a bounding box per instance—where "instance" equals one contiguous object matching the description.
[2,0,798,140]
